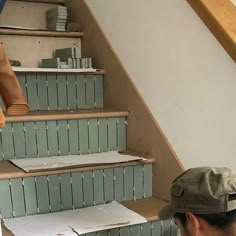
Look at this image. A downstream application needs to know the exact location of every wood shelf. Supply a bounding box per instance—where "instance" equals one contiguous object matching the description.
[13,67,105,74]
[0,158,153,180]
[0,28,84,38]
[5,109,129,122]
[186,0,236,62]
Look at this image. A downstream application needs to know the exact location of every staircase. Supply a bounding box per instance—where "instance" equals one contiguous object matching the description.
[0,0,178,235]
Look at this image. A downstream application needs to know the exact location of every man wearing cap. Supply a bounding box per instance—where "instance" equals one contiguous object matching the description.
[158,167,236,236]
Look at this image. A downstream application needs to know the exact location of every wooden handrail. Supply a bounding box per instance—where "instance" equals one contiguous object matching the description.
[186,0,236,62]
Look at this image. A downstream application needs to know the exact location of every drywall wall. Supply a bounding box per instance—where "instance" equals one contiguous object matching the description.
[86,0,236,169]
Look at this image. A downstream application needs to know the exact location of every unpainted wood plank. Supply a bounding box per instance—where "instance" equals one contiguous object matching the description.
[140,223,151,236]
[71,172,83,209]
[37,73,48,110]
[134,165,144,200]
[35,176,50,214]
[93,170,104,205]
[1,123,14,160]
[0,180,13,218]
[79,119,89,154]
[114,167,124,202]
[24,122,37,158]
[85,75,95,108]
[57,74,68,110]
[26,73,38,110]
[108,117,117,151]
[60,173,73,210]
[67,74,77,109]
[23,177,38,215]
[103,168,114,202]
[68,120,79,155]
[57,120,69,156]
[10,178,26,217]
[98,118,108,152]
[117,117,126,151]
[76,74,86,109]
[88,118,99,153]
[124,166,134,201]
[47,73,58,110]
[94,74,103,108]
[144,164,152,198]
[47,121,59,156]
[82,171,94,207]
[12,122,26,159]
[48,175,61,212]
[35,121,48,157]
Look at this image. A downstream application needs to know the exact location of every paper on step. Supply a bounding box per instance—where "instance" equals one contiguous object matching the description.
[10,151,145,172]
[4,202,147,235]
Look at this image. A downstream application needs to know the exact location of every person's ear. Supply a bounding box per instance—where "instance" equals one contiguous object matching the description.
[186,212,201,235]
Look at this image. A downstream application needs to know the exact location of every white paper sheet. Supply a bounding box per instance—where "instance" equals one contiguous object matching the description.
[10,151,145,172]
[4,202,147,235]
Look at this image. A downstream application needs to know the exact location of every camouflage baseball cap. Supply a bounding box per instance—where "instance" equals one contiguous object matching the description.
[158,167,236,220]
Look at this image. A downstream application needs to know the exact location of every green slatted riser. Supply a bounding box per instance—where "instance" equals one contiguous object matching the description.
[0,117,126,159]
[0,73,103,111]
[0,163,152,219]
[81,221,178,236]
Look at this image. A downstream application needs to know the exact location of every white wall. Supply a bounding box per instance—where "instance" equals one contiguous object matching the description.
[86,0,236,169]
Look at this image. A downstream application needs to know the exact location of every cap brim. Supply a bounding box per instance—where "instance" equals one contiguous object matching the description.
[158,204,176,220]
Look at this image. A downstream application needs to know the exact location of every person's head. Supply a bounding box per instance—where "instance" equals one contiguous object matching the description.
[158,167,236,236]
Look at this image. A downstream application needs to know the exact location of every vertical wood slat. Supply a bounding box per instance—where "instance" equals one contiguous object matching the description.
[120,226,131,236]
[47,121,59,156]
[134,165,144,200]
[130,225,141,236]
[152,221,161,236]
[79,119,89,155]
[95,74,103,108]
[0,129,4,160]
[0,180,13,218]
[1,123,14,160]
[60,173,73,211]
[24,122,37,158]
[68,120,79,155]
[77,74,86,109]
[71,172,84,209]
[67,74,77,109]
[17,73,27,104]
[93,170,104,205]
[47,73,58,110]
[37,73,48,110]
[124,166,134,201]
[98,118,108,152]
[144,164,152,198]
[35,121,48,157]
[117,117,126,151]
[140,223,151,236]
[103,168,114,202]
[114,167,124,202]
[88,118,99,153]
[108,118,117,151]
[26,73,38,111]
[82,171,94,207]
[57,120,69,156]
[57,74,68,110]
[48,175,61,212]
[85,75,95,108]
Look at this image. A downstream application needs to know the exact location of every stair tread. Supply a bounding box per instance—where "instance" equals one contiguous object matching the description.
[13,67,105,74]
[2,198,166,235]
[0,155,153,180]
[0,28,84,38]
[5,109,129,122]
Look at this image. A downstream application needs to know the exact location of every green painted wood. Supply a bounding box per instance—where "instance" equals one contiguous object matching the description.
[76,75,86,109]
[47,73,58,110]
[26,74,38,110]
[17,73,27,101]
[85,233,96,236]
[24,122,37,158]
[85,75,95,108]
[134,165,144,200]
[68,120,79,155]
[114,167,124,201]
[67,74,77,109]
[35,176,50,214]
[170,219,178,236]
[1,123,14,160]
[152,221,161,236]
[0,98,5,112]
[47,121,59,156]
[93,170,104,205]
[57,120,69,155]
[88,119,98,153]
[10,178,26,217]
[162,220,173,236]
[144,164,152,198]
[110,228,119,236]
[0,129,4,160]
[140,223,151,236]
[0,180,13,218]
[94,74,103,108]
[57,74,68,110]
[124,166,134,201]
[79,119,89,154]
[117,117,126,151]
[37,73,48,110]
[23,177,38,215]
[108,118,117,151]
[35,121,48,157]
[98,118,108,152]
[130,225,141,236]
[12,122,26,159]
[82,171,94,207]
[48,175,61,212]
[71,172,83,209]
[60,173,73,210]
[120,226,131,236]
[103,168,114,202]
[97,231,107,236]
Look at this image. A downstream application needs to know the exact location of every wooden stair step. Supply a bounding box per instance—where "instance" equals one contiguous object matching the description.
[5,109,129,122]
[0,28,84,38]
